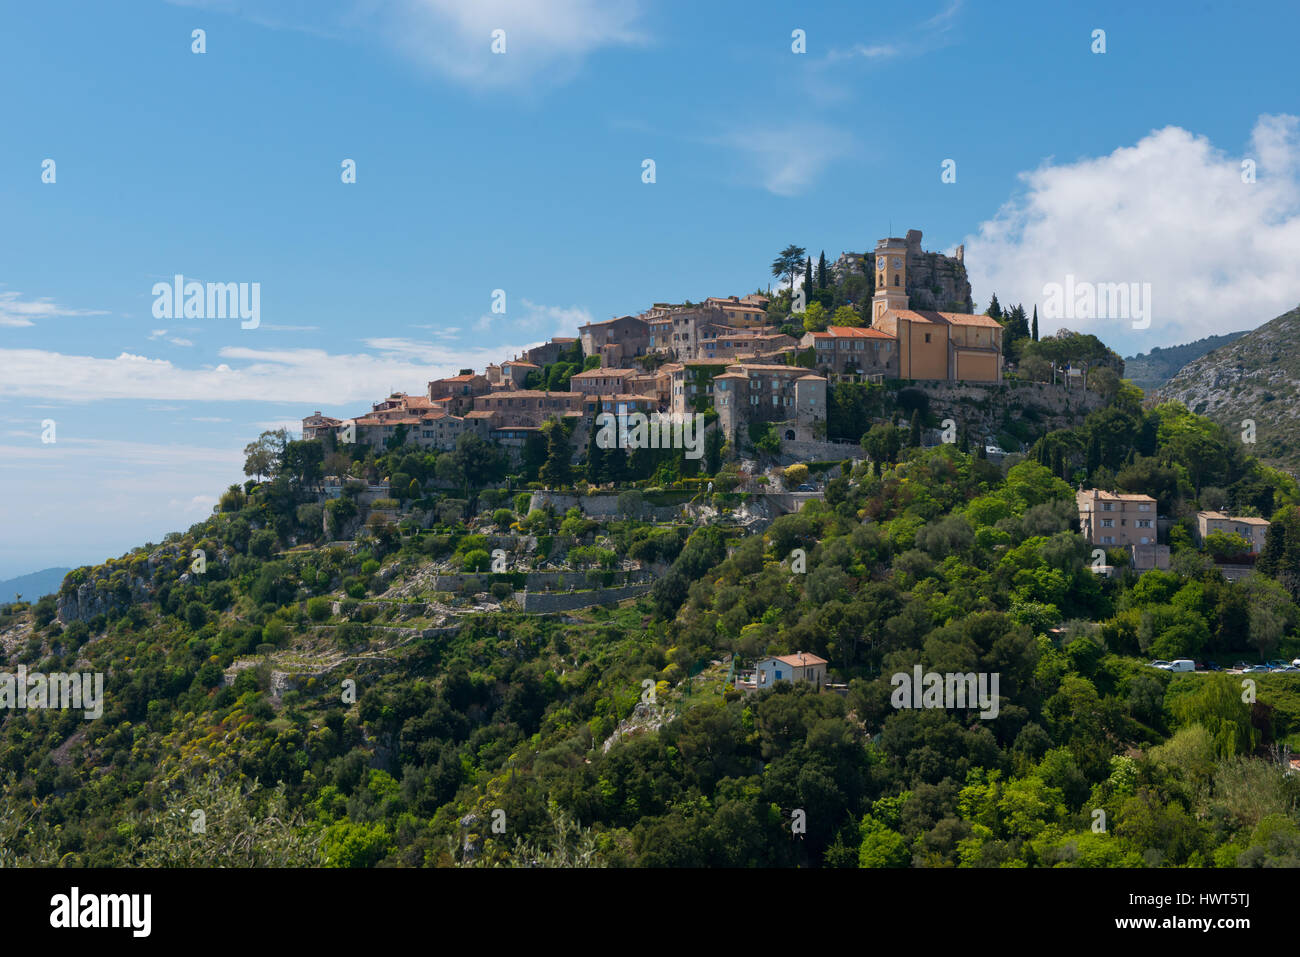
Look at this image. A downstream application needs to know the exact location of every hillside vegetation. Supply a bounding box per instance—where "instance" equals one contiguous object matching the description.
[5,376,1300,867]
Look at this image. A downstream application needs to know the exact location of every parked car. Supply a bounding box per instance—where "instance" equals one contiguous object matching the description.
[1168,659,1196,672]
[1242,665,1271,673]
[1148,660,1173,670]
[1230,661,1252,672]
[796,484,817,492]
[1197,661,1222,672]
[1274,665,1300,673]
[1266,660,1290,670]
[1293,658,1300,668]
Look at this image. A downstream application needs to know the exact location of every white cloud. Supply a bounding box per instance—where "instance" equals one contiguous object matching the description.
[962,114,1300,350]
[474,299,594,336]
[377,0,646,89]
[166,0,647,91]
[717,126,853,197]
[0,333,558,404]
[0,289,108,328]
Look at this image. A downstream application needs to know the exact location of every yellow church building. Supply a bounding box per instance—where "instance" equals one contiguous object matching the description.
[869,237,1004,382]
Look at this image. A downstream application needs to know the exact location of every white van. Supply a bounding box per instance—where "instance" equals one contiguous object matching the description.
[1169,659,1196,672]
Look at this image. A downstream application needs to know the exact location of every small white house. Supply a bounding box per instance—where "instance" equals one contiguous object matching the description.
[744,652,828,691]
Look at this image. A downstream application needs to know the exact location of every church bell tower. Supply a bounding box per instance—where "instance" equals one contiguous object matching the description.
[872,238,910,324]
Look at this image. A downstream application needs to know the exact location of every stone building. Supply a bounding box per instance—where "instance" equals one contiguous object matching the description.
[801,325,897,380]
[714,363,826,443]
[870,236,1003,382]
[1195,511,1270,554]
[428,373,490,415]
[578,315,650,367]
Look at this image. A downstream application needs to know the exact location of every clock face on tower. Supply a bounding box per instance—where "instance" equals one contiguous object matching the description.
[876,256,886,272]
[892,257,902,270]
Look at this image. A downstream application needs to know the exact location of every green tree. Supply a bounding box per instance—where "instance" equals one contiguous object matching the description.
[801,301,828,333]
[540,421,573,488]
[771,244,806,293]
[817,250,828,289]
[831,305,862,327]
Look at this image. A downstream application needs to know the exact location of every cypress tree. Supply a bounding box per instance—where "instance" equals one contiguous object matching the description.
[539,421,572,488]
[804,256,814,297]
[817,250,828,289]
[985,293,1003,320]
[1031,305,1039,342]
[585,402,606,484]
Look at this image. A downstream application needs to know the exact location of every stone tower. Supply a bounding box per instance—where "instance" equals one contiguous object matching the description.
[872,237,910,324]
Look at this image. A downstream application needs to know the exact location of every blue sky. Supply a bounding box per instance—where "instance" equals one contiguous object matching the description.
[2,0,1299,580]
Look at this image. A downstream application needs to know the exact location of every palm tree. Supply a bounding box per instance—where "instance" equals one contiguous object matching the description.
[771,244,806,293]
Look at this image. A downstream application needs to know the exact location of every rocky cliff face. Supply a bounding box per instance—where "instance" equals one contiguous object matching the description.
[832,229,973,312]
[900,229,974,313]
[1156,305,1300,470]
[55,543,193,623]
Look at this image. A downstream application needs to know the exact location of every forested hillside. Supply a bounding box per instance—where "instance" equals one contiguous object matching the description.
[4,373,1300,868]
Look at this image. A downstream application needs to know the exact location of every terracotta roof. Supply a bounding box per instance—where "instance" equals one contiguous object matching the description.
[726,363,808,372]
[503,360,538,368]
[1080,490,1156,503]
[771,652,828,667]
[465,410,497,419]
[890,309,1004,329]
[438,373,481,382]
[570,367,637,379]
[807,325,894,339]
[1201,512,1269,524]
[476,390,581,400]
[586,393,656,403]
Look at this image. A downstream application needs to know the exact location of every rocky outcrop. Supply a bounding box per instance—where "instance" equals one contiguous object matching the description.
[899,229,973,313]
[832,229,973,313]
[1156,305,1300,470]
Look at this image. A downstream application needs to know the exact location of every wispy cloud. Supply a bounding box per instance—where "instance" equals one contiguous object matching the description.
[148,329,195,347]
[166,0,648,91]
[823,0,964,64]
[474,299,594,336]
[0,289,108,328]
[713,125,854,197]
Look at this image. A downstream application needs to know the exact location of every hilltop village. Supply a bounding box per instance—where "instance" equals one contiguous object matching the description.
[303,230,1005,459]
[9,229,1300,873]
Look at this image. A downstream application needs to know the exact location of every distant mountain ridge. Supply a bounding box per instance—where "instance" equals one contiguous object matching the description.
[1124,331,1249,394]
[0,567,71,602]
[1155,305,1300,470]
